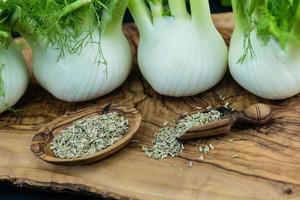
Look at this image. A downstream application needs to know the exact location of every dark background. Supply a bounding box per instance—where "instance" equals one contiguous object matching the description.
[0,1,231,200]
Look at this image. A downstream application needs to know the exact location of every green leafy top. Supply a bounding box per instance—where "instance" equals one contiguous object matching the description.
[0,1,16,48]
[232,0,300,63]
[257,0,299,47]
[0,0,128,109]
[233,0,300,47]
[0,0,128,55]
[220,0,232,7]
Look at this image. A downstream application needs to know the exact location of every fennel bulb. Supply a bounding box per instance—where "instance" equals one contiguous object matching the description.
[229,0,300,100]
[18,0,132,102]
[229,29,300,100]
[129,0,228,97]
[0,43,29,113]
[31,30,131,102]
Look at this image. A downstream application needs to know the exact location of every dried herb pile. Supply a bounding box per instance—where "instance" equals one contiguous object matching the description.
[143,110,221,159]
[51,112,129,159]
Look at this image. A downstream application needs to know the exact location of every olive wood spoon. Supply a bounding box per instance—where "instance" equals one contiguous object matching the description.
[178,103,272,141]
[30,104,142,165]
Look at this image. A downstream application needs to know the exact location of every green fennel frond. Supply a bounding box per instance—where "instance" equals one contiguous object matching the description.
[256,0,299,47]
[221,0,232,7]
[233,0,300,63]
[237,26,256,64]
[0,63,5,105]
[1,0,126,58]
[0,1,15,48]
[17,0,107,58]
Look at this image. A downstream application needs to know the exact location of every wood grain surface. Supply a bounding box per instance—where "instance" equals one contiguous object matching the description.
[1,13,300,200]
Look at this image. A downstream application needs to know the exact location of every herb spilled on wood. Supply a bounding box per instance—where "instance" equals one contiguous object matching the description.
[51,112,129,159]
[143,110,221,159]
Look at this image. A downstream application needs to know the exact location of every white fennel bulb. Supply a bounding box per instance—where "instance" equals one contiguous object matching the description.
[20,0,132,102]
[0,43,29,113]
[31,30,132,102]
[229,29,300,100]
[229,0,300,100]
[129,0,228,97]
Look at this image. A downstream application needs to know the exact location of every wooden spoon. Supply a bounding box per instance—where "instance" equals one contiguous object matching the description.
[178,103,272,141]
[30,104,142,165]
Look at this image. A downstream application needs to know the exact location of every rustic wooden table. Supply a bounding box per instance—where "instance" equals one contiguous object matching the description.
[0,13,299,200]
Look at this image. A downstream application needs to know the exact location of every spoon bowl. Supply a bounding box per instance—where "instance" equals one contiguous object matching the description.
[30,104,142,165]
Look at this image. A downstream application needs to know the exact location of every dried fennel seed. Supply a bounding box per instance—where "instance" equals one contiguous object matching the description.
[199,146,203,152]
[143,110,221,159]
[232,154,239,159]
[50,112,129,159]
[198,155,204,161]
[203,145,210,154]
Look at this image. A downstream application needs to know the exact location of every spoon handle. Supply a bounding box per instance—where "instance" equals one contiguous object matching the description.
[178,103,272,141]
[232,103,272,126]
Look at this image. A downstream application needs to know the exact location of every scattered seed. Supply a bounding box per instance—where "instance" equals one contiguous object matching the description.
[198,155,204,161]
[203,145,210,153]
[231,107,236,111]
[171,163,177,168]
[224,102,230,107]
[187,161,193,168]
[219,95,223,99]
[182,112,188,116]
[209,144,215,150]
[196,106,202,110]
[232,154,239,159]
[163,121,169,126]
[199,146,203,153]
[222,96,226,100]
[130,140,140,143]
[179,168,184,171]
[228,139,234,142]
[143,110,222,160]
[206,106,212,110]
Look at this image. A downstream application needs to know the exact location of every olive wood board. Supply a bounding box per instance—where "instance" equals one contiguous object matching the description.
[1,13,300,200]
[30,104,142,165]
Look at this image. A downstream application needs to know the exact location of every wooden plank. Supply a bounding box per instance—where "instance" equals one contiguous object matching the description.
[1,13,300,200]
